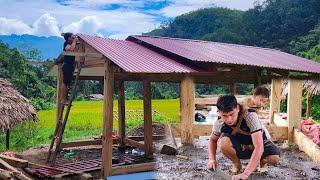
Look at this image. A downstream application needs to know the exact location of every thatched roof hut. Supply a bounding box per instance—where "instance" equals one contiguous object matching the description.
[281,79,320,96]
[0,77,38,131]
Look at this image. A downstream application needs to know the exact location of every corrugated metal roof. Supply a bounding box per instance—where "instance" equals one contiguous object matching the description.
[129,35,320,74]
[78,34,197,73]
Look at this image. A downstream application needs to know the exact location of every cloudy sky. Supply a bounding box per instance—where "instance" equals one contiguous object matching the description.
[0,0,261,39]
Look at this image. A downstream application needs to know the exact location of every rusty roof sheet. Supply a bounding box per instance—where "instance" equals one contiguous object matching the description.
[129,35,320,74]
[78,34,197,73]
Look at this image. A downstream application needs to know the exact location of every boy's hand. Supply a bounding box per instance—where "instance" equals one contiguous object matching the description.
[207,160,217,171]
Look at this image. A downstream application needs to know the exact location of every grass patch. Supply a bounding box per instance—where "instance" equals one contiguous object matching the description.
[0,99,180,152]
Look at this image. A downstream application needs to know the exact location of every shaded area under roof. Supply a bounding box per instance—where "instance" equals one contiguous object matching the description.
[128,35,320,74]
[0,78,38,131]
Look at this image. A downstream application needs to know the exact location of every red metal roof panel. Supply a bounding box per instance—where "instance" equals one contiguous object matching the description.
[130,35,320,74]
[78,34,197,73]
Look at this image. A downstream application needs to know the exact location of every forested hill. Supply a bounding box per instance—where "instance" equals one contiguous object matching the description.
[147,0,320,54]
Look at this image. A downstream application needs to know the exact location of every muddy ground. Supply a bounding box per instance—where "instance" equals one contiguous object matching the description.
[19,136,320,180]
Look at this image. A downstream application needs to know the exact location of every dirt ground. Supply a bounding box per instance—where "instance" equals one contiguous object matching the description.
[19,136,320,179]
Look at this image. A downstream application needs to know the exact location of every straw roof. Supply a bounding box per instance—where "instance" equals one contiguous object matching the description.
[281,79,320,96]
[0,78,38,131]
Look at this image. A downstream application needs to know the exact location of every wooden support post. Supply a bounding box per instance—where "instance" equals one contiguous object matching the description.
[306,92,313,118]
[143,80,153,158]
[180,76,195,145]
[118,81,126,149]
[102,60,114,177]
[287,79,302,143]
[56,64,63,123]
[269,78,281,124]
[5,129,10,150]
[254,71,262,88]
[230,83,237,95]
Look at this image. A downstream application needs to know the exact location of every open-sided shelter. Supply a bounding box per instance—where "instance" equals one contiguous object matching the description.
[49,34,320,177]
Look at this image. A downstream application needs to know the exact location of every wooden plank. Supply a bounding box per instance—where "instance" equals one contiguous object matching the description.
[111,162,156,176]
[0,168,11,179]
[180,76,195,144]
[287,79,302,143]
[306,92,313,118]
[143,81,153,158]
[118,80,126,149]
[269,78,281,124]
[0,158,31,180]
[195,95,251,106]
[294,129,320,164]
[266,125,288,140]
[230,83,237,95]
[102,60,114,177]
[56,64,63,123]
[61,51,103,58]
[128,135,165,141]
[83,59,105,68]
[0,155,28,168]
[5,129,9,150]
[125,139,145,151]
[273,113,288,127]
[172,124,288,140]
[61,139,102,148]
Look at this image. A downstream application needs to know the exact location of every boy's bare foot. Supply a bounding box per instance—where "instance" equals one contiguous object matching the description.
[258,161,268,173]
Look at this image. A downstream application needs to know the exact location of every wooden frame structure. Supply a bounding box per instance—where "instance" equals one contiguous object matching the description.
[51,36,320,178]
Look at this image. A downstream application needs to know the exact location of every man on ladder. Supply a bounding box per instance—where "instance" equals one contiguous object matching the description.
[47,32,84,164]
[61,32,78,105]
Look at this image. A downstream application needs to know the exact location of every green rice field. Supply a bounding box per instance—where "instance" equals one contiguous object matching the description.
[0,99,180,152]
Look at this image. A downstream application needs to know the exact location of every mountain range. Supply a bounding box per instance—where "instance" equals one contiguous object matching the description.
[0,34,64,60]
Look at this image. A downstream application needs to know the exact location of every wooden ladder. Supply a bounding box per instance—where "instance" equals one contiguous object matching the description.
[47,59,85,165]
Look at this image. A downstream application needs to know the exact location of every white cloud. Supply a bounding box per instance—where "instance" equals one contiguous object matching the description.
[0,0,261,37]
[63,16,101,34]
[0,17,32,35]
[32,13,60,36]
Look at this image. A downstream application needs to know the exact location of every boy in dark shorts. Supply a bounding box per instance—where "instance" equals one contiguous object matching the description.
[208,95,280,180]
[61,32,78,105]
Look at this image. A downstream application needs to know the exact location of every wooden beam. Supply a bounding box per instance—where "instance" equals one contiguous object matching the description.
[113,72,272,84]
[112,162,156,176]
[0,158,31,180]
[269,78,281,124]
[287,79,302,143]
[118,80,126,149]
[83,59,105,68]
[102,60,114,177]
[172,124,288,141]
[294,129,320,164]
[56,64,63,123]
[61,139,102,148]
[230,83,237,95]
[0,155,28,168]
[306,92,313,118]
[5,129,9,150]
[124,138,145,151]
[61,51,103,58]
[180,76,195,145]
[143,80,153,158]
[128,135,165,141]
[60,135,165,149]
[273,113,288,127]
